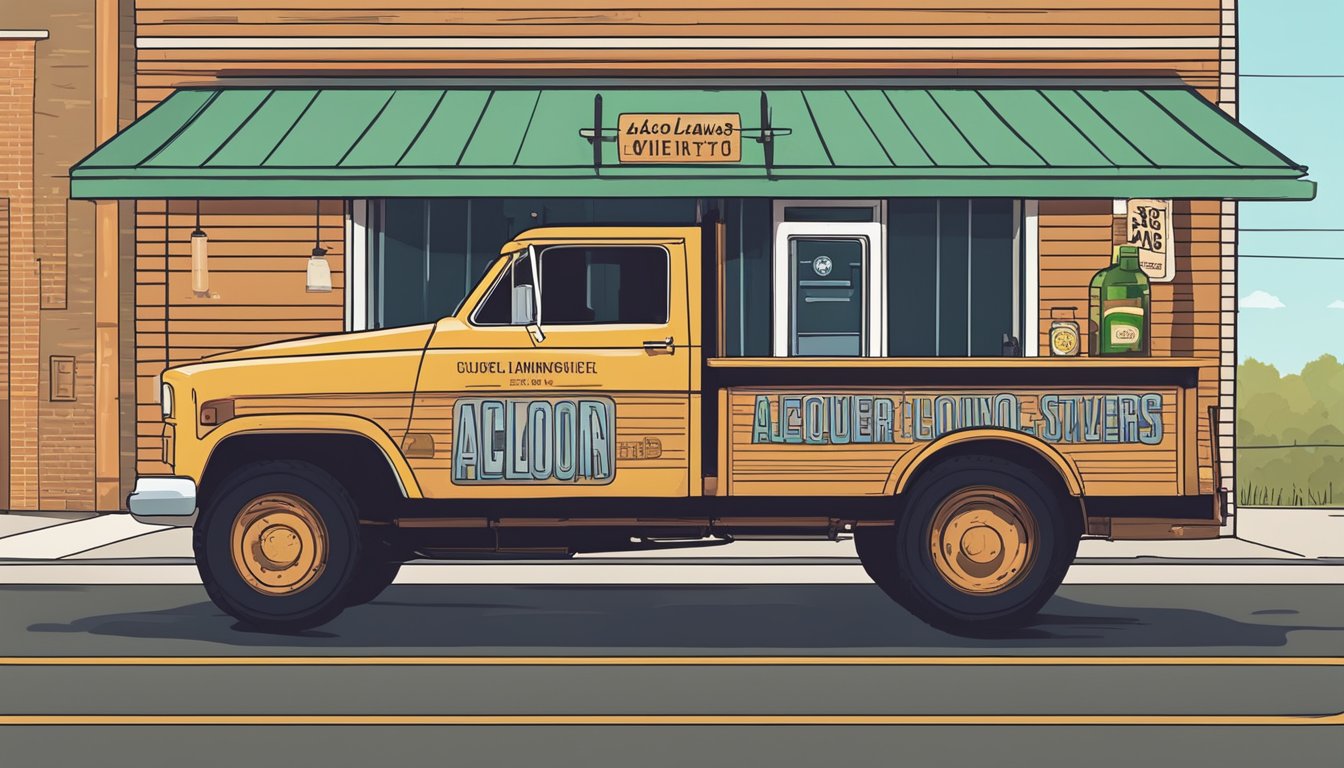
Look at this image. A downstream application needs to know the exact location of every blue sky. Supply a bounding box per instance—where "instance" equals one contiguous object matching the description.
[1238,0,1344,373]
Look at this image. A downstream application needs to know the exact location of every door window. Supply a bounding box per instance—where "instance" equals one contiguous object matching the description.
[790,237,867,356]
[538,246,669,325]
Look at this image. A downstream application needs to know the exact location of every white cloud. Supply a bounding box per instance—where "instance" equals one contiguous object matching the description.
[1240,290,1286,310]
[1328,300,1344,310]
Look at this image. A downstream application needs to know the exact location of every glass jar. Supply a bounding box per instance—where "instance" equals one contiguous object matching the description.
[1049,307,1081,357]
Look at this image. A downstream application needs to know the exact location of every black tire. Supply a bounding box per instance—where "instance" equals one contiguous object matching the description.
[193,460,362,632]
[853,523,897,585]
[859,455,1081,637]
[344,558,402,607]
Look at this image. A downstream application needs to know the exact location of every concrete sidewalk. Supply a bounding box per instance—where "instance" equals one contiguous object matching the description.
[0,506,1339,573]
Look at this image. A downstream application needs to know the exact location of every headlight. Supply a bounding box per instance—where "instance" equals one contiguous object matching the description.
[161,382,174,419]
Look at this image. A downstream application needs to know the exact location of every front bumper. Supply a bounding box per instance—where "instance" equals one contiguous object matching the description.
[127,476,198,526]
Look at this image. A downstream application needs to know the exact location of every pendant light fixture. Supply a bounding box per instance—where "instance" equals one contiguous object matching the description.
[190,200,210,297]
[306,198,333,293]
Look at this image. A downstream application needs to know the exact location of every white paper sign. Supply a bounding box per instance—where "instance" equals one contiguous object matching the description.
[1127,199,1173,282]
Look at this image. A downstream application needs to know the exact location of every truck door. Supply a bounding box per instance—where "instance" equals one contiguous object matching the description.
[407,235,695,499]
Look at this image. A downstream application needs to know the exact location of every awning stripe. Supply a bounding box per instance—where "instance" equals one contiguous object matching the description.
[147,90,266,168]
[78,89,213,169]
[1043,90,1150,167]
[199,90,275,168]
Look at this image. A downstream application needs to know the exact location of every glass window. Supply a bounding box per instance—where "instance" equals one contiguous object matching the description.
[369,198,696,329]
[365,197,1017,353]
[938,198,971,355]
[887,198,1019,357]
[887,199,938,356]
[969,200,1017,356]
[473,254,535,326]
[722,199,772,355]
[375,199,430,329]
[538,246,669,325]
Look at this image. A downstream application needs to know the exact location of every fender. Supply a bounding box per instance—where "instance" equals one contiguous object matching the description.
[883,427,1085,498]
[181,414,424,498]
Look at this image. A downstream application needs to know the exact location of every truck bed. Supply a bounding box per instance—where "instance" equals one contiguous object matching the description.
[702,356,1218,505]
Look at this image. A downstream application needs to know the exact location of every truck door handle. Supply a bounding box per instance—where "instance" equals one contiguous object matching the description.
[642,337,675,355]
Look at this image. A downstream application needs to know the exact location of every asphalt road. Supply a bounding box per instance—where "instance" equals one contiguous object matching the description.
[1,583,1341,767]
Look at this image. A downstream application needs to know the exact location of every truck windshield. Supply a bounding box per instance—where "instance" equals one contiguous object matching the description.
[450,250,522,318]
[470,251,536,325]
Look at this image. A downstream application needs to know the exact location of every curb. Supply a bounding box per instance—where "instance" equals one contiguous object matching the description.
[0,556,1340,567]
[0,561,1341,586]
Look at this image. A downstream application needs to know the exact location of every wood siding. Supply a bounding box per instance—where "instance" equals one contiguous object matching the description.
[133,1,1225,110]
[726,387,1182,498]
[134,2,1225,38]
[128,0,1233,495]
[134,199,345,474]
[1036,199,1222,494]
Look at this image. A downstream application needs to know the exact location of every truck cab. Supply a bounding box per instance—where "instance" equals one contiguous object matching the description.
[133,225,1221,635]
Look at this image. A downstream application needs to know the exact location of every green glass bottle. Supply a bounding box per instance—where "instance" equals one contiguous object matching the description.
[1089,245,1150,356]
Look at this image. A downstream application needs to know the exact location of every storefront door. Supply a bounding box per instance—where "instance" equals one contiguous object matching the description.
[772,201,885,357]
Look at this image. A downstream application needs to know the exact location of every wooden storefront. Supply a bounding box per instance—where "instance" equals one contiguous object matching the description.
[13,0,1312,516]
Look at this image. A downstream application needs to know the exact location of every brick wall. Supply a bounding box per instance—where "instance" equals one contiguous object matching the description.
[0,37,39,510]
[33,5,98,510]
[0,196,9,506]
[1,6,102,512]
[118,0,139,508]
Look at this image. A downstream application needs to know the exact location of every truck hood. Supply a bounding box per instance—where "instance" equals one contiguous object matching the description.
[190,324,434,366]
[160,324,434,431]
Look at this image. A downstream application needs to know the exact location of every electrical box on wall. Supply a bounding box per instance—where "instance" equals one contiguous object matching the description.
[50,356,76,402]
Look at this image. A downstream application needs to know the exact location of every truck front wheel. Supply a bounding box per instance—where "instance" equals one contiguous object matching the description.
[344,557,403,606]
[857,455,1080,636]
[194,460,362,632]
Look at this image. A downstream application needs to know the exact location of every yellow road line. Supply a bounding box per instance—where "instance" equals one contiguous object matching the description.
[0,656,1340,666]
[0,713,1339,726]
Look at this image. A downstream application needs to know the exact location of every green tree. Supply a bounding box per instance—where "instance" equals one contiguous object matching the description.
[1237,354,1344,506]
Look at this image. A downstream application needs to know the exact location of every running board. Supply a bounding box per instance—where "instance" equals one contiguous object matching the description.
[415,536,734,560]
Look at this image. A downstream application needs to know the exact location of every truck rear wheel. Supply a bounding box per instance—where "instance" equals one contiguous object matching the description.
[194,460,361,632]
[858,455,1080,636]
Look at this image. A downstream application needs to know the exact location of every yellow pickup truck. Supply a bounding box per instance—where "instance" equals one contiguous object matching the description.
[131,226,1223,635]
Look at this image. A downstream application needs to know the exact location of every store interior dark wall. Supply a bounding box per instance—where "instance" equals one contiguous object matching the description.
[368,197,1018,357]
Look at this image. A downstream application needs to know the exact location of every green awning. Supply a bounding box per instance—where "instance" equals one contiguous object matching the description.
[70,85,1314,200]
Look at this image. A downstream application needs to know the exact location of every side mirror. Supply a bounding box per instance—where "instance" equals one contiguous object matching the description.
[511,284,536,325]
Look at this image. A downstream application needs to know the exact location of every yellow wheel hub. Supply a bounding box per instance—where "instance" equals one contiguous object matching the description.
[929,487,1038,595]
[230,493,328,596]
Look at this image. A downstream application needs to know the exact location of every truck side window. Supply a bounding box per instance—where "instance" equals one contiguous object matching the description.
[538,246,669,325]
[473,256,535,325]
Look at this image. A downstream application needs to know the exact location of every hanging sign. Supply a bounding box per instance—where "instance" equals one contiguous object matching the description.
[617,113,741,163]
[1126,198,1174,282]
